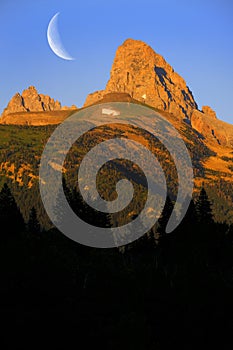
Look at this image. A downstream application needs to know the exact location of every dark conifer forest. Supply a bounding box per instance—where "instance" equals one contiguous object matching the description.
[1,183,233,349]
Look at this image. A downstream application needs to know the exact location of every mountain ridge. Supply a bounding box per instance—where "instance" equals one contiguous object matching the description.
[0,86,77,125]
[1,38,233,194]
[83,39,233,149]
[1,38,233,150]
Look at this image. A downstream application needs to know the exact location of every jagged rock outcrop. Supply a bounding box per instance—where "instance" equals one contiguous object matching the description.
[83,39,230,145]
[0,86,78,125]
[191,109,233,147]
[202,106,217,119]
[84,39,198,119]
[2,86,62,116]
[84,90,105,107]
[61,105,77,111]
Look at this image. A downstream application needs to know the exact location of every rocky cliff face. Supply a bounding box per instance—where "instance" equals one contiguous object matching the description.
[202,106,217,119]
[2,86,62,116]
[83,38,233,146]
[0,86,78,125]
[84,39,198,120]
[190,109,233,147]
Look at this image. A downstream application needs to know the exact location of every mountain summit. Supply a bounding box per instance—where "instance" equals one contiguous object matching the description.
[2,86,62,116]
[84,38,233,147]
[84,38,199,120]
[0,86,77,126]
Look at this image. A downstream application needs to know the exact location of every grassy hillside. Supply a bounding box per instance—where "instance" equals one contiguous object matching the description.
[0,105,233,227]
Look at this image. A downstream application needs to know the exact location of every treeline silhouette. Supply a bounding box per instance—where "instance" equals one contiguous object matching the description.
[0,183,233,349]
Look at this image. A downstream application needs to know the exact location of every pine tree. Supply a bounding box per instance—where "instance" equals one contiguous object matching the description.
[157,196,174,236]
[196,188,213,224]
[28,207,40,234]
[179,198,197,228]
[0,183,25,238]
[171,199,198,261]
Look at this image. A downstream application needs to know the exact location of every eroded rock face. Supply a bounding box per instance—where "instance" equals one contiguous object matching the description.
[3,93,27,114]
[202,106,217,119]
[84,90,105,107]
[190,109,233,147]
[2,86,62,116]
[84,39,198,119]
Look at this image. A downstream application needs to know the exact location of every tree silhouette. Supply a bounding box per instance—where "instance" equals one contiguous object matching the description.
[196,187,213,224]
[179,198,197,229]
[192,187,217,267]
[157,196,174,236]
[28,207,40,234]
[0,183,25,239]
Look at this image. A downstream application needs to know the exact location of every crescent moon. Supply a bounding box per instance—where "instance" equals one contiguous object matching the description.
[47,12,75,61]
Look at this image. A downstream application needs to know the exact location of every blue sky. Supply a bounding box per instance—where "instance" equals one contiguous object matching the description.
[0,0,232,122]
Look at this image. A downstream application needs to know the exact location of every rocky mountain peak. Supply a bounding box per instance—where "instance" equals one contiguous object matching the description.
[84,38,198,120]
[22,85,38,95]
[2,86,62,116]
